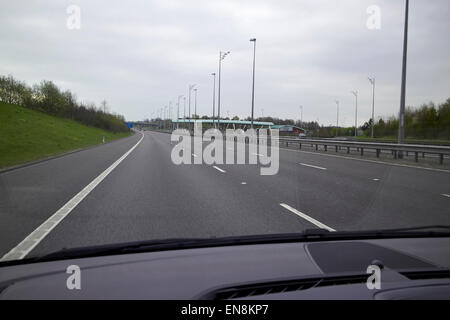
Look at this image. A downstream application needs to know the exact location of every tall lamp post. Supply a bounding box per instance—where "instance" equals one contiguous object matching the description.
[368,77,376,138]
[335,100,339,137]
[177,95,183,129]
[398,0,409,158]
[299,105,303,125]
[351,91,358,137]
[217,50,230,131]
[168,104,171,130]
[183,97,186,129]
[211,73,216,128]
[194,88,198,121]
[164,106,168,130]
[250,38,256,129]
[188,84,196,132]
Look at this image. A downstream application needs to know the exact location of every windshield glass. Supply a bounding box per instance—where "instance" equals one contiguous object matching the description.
[0,0,449,264]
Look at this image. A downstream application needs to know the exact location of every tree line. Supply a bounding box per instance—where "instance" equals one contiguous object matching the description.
[0,74,130,133]
[147,98,450,140]
[255,100,450,139]
[361,99,450,139]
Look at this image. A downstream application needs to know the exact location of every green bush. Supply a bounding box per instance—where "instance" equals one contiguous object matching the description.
[0,74,130,133]
[364,99,450,139]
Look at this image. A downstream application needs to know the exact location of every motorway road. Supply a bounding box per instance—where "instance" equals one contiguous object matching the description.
[1,131,449,260]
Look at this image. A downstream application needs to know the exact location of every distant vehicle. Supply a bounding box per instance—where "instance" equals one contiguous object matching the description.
[298,133,307,138]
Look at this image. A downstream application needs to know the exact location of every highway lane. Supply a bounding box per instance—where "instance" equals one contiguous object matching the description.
[221,142,450,231]
[0,133,141,258]
[28,131,314,256]
[1,130,449,260]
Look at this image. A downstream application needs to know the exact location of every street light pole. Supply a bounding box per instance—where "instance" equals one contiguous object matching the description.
[159,108,162,129]
[188,84,196,132]
[194,88,198,121]
[177,95,183,129]
[250,38,256,129]
[217,51,230,131]
[299,105,303,124]
[211,73,216,128]
[183,97,186,129]
[169,102,172,130]
[368,77,376,138]
[335,100,339,137]
[351,91,358,137]
[398,0,409,156]
[164,106,168,130]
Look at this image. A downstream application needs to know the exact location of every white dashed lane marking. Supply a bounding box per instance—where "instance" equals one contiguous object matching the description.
[299,163,327,170]
[213,166,226,173]
[280,203,336,232]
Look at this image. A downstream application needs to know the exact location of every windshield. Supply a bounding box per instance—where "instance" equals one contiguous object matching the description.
[0,0,449,265]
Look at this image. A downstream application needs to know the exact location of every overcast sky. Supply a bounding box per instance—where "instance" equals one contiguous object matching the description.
[1,0,449,125]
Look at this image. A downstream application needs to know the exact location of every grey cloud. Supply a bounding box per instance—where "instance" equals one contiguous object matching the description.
[0,0,449,125]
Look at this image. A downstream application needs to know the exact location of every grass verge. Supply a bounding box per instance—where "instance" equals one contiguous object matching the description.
[0,101,133,169]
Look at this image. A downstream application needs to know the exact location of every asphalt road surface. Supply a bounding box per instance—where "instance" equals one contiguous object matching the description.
[1,131,449,261]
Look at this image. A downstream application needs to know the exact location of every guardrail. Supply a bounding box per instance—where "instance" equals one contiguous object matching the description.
[149,128,450,165]
[275,137,450,165]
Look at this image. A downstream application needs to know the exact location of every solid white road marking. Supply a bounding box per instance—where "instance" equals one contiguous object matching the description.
[0,132,145,262]
[299,163,327,170]
[373,178,380,181]
[241,182,247,185]
[213,166,226,173]
[442,194,450,198]
[280,203,336,232]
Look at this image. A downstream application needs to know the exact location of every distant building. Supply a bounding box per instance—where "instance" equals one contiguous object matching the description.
[270,125,306,136]
[171,119,274,130]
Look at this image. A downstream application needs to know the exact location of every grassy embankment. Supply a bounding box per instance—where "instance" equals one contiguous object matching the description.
[0,101,133,169]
